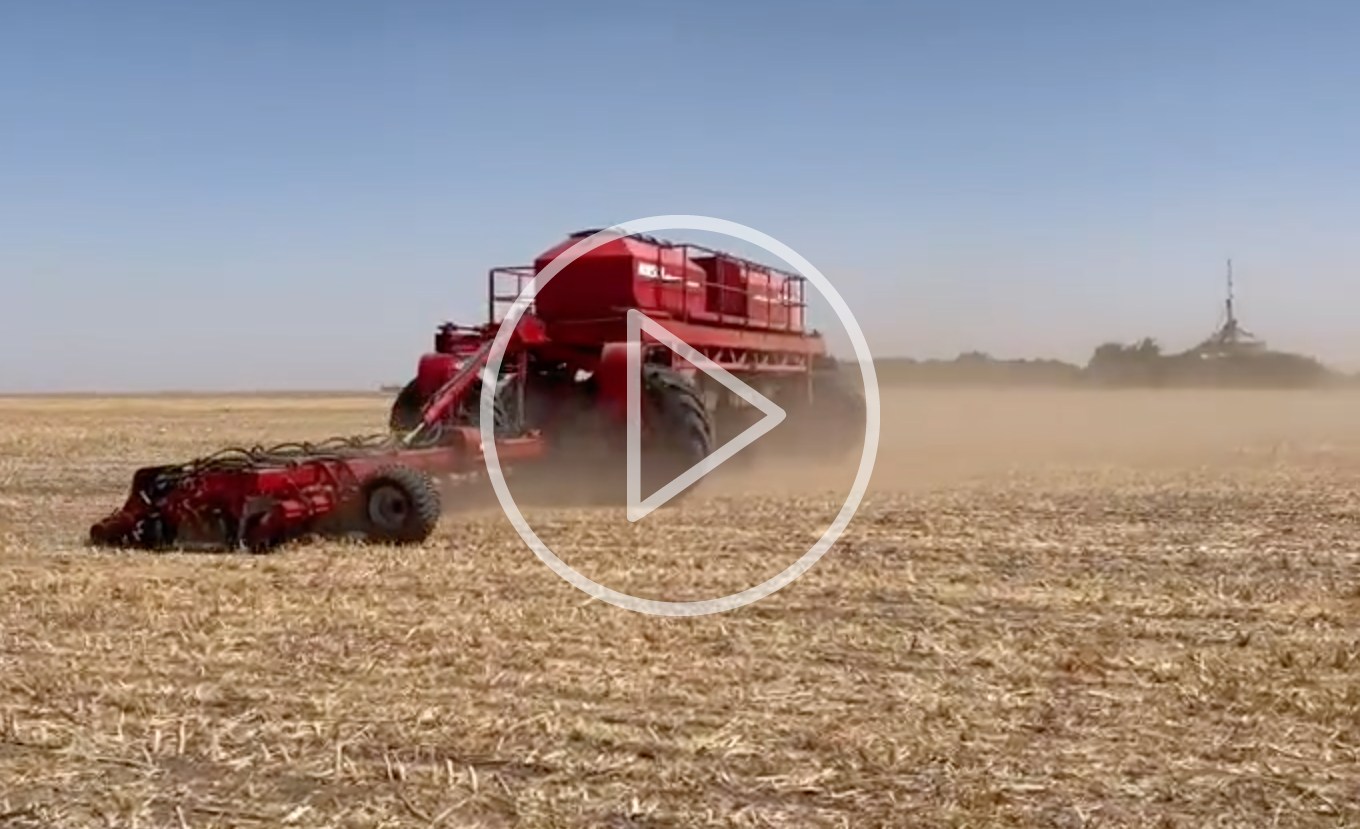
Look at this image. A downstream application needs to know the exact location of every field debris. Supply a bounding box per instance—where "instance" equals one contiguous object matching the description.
[1,390,1359,827]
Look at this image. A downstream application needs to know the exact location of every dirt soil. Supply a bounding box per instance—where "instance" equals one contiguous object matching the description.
[1,389,1358,828]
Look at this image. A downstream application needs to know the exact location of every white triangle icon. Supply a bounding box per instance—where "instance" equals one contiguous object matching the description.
[626,309,787,522]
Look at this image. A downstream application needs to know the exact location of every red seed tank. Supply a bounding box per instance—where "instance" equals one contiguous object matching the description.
[532,229,805,332]
[532,230,708,325]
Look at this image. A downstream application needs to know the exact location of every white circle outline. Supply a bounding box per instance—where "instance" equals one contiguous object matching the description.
[479,216,881,617]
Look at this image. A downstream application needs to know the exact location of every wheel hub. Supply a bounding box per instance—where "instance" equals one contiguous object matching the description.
[367,484,411,530]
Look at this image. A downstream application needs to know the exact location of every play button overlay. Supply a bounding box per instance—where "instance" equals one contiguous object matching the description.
[479,215,881,617]
[626,309,786,523]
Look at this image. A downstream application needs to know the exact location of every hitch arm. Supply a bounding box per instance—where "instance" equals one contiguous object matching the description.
[403,339,496,446]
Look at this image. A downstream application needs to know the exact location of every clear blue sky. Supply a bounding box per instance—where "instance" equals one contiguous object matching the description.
[3,0,1359,391]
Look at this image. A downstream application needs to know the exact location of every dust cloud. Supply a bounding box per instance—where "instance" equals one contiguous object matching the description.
[706,385,1360,498]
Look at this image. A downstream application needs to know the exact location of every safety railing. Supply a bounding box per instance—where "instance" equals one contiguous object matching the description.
[485,243,810,334]
[666,242,809,334]
[488,266,537,325]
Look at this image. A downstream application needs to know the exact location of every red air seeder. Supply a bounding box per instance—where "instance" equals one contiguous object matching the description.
[89,229,866,552]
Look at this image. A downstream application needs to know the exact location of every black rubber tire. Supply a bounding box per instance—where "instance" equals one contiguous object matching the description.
[482,366,713,508]
[388,379,424,433]
[387,377,516,437]
[640,364,715,498]
[356,465,442,545]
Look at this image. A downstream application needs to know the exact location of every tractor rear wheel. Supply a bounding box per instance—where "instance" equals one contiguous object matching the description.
[387,377,517,438]
[389,380,424,432]
[510,365,714,508]
[357,465,442,544]
[638,364,715,500]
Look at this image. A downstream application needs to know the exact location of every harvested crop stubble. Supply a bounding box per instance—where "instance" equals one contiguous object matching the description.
[0,388,1359,828]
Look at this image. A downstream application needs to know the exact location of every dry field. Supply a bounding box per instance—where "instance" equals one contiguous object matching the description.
[1,388,1359,828]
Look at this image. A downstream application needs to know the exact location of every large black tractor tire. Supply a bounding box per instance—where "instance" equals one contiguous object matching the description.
[389,380,425,433]
[356,465,442,545]
[638,364,716,501]
[387,377,517,438]
[513,365,714,508]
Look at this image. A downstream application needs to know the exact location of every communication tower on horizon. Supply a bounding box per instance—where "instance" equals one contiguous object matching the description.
[1190,259,1266,358]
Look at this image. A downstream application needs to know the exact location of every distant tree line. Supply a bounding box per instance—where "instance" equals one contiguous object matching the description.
[1084,338,1339,388]
[871,352,1085,387]
[865,339,1351,389]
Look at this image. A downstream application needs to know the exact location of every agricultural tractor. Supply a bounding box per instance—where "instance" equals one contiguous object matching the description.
[89,229,866,552]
